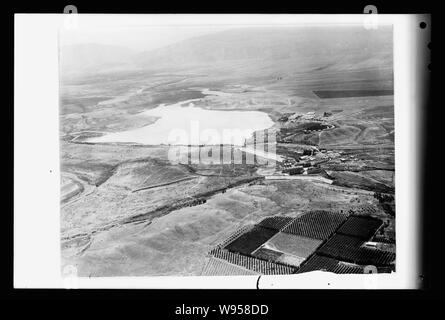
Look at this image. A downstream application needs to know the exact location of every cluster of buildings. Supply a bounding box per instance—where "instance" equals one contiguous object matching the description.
[283,111,333,124]
[278,147,354,176]
[279,148,322,175]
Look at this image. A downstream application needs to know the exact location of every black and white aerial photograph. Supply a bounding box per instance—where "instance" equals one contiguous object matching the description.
[58,21,397,278]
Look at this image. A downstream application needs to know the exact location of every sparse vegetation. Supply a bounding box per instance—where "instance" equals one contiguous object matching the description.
[374,192,396,217]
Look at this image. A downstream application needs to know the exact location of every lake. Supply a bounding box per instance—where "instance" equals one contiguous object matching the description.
[87,93,274,146]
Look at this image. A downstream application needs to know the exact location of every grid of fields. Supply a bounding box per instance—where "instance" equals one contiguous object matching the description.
[207,211,395,275]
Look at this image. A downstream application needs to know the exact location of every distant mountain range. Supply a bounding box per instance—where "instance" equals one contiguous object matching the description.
[59,43,135,77]
[60,26,393,77]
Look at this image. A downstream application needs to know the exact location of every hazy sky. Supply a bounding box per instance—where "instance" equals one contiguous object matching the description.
[59,15,392,53]
[60,25,233,52]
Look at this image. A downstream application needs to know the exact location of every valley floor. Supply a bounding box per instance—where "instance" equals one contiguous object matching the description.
[60,71,395,276]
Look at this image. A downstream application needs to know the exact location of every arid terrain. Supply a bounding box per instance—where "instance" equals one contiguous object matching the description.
[60,26,395,276]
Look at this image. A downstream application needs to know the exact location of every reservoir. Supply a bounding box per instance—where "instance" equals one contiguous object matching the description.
[87,96,274,146]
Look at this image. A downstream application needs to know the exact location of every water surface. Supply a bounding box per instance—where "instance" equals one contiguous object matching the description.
[88,96,274,146]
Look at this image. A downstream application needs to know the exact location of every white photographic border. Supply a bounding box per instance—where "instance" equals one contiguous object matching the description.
[14,14,427,289]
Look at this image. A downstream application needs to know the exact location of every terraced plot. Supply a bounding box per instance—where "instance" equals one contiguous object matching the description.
[317,234,395,266]
[211,248,297,275]
[257,216,293,231]
[282,211,348,240]
[215,225,253,249]
[224,225,279,256]
[201,257,259,276]
[297,254,364,274]
[337,215,383,239]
